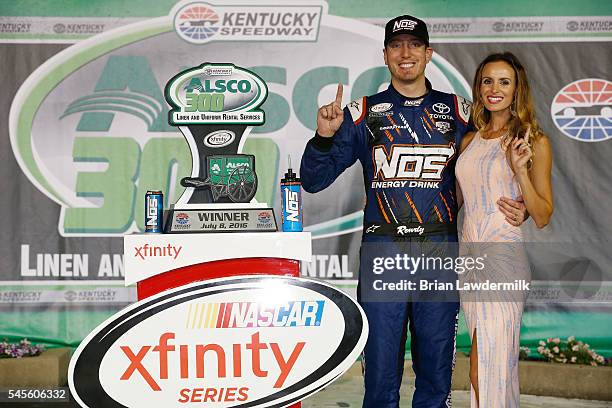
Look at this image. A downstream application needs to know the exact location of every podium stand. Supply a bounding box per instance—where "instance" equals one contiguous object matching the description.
[124,231,312,407]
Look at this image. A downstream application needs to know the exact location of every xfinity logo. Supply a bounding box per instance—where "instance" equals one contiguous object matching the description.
[203,130,235,148]
[394,19,417,32]
[432,103,450,114]
[134,244,182,260]
[120,331,303,391]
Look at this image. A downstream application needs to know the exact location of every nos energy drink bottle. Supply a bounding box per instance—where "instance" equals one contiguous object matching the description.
[280,159,303,232]
[145,191,164,233]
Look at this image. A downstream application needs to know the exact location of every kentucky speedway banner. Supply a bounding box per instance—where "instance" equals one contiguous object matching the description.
[1,0,611,357]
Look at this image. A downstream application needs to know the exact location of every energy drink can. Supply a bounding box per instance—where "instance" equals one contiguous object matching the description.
[145,191,164,233]
[280,164,303,232]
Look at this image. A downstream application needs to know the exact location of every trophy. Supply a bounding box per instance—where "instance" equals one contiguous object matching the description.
[162,63,276,233]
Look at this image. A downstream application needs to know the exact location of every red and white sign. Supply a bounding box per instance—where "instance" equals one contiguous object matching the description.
[123,232,312,285]
[69,275,368,407]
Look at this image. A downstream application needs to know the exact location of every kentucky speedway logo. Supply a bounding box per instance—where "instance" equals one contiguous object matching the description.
[551,78,612,142]
[172,1,322,44]
[8,0,470,238]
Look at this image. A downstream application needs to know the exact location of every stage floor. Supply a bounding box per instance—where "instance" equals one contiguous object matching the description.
[303,363,611,408]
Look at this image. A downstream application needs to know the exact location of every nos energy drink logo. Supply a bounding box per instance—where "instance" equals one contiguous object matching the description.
[551,78,612,142]
[284,188,300,222]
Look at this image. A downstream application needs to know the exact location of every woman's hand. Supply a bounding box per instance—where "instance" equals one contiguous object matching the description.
[510,126,532,175]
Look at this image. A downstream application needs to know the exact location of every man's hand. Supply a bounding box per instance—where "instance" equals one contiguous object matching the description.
[316,83,344,137]
[498,195,528,226]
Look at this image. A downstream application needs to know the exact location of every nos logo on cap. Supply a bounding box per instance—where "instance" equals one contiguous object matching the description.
[394,19,417,32]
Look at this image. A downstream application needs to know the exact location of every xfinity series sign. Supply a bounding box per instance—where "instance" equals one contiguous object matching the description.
[69,276,368,407]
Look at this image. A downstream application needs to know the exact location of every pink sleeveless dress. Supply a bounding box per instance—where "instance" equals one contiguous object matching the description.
[456,131,530,407]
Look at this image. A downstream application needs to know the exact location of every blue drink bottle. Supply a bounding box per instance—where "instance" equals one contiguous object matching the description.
[280,158,303,232]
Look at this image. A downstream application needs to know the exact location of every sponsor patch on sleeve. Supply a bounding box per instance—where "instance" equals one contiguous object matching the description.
[455,95,471,125]
[347,96,366,125]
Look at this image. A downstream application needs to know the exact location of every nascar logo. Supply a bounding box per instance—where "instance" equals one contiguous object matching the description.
[551,78,612,142]
[185,301,324,328]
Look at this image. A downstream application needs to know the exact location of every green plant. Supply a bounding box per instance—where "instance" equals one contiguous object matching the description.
[0,338,45,358]
[537,336,606,366]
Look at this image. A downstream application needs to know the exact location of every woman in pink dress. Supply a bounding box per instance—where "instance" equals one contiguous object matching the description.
[456,52,554,407]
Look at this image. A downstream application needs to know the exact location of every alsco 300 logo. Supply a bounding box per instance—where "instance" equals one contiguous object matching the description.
[68,276,368,407]
[166,63,267,125]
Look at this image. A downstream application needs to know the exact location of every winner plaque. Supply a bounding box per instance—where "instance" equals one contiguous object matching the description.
[163,63,276,233]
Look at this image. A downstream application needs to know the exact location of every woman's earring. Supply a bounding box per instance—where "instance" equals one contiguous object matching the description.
[510,100,517,116]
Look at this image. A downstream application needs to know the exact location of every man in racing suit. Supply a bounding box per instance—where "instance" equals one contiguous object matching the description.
[300,15,527,408]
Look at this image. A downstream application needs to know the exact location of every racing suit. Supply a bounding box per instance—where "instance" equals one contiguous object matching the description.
[300,80,471,408]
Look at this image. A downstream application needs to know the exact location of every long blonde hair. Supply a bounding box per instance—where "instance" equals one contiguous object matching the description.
[472,52,543,145]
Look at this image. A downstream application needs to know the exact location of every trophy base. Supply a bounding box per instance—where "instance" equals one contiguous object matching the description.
[163,204,277,233]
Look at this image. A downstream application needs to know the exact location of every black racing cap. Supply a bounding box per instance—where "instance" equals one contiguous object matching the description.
[384,15,429,47]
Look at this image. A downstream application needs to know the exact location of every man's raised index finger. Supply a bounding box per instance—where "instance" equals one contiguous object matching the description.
[334,83,343,106]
